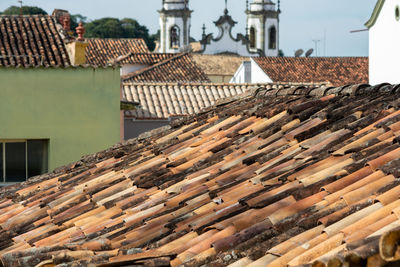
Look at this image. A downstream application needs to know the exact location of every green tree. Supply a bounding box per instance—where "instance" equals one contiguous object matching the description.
[2,5,47,15]
[84,17,156,51]
[70,14,88,30]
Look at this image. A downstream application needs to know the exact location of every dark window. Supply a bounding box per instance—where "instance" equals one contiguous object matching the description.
[0,140,48,184]
[5,142,26,182]
[170,26,180,49]
[28,140,48,177]
[269,26,277,50]
[249,27,256,49]
[396,6,400,21]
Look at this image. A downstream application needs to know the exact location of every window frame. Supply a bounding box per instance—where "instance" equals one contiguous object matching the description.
[0,139,48,185]
[268,26,277,50]
[169,25,181,49]
[249,27,256,49]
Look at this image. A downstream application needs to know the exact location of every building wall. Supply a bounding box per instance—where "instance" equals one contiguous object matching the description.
[159,15,190,53]
[230,61,251,83]
[208,75,233,83]
[121,64,149,75]
[265,19,279,57]
[124,119,170,140]
[202,22,254,57]
[0,67,121,171]
[369,0,400,85]
[251,59,273,83]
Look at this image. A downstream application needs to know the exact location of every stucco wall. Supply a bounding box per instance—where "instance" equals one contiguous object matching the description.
[125,119,170,140]
[251,59,273,83]
[369,0,400,85]
[230,61,251,83]
[0,67,121,171]
[202,22,254,57]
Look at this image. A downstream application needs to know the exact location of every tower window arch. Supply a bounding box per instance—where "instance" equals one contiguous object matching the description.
[249,27,256,49]
[268,26,277,50]
[170,25,180,49]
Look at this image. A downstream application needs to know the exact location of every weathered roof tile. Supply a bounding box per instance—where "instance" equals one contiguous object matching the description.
[2,84,400,266]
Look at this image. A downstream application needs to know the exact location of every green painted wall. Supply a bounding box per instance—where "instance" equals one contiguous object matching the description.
[0,67,121,171]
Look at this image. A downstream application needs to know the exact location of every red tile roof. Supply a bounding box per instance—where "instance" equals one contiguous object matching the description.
[121,53,211,83]
[0,15,71,67]
[114,52,175,65]
[2,83,400,266]
[85,38,150,66]
[253,57,369,86]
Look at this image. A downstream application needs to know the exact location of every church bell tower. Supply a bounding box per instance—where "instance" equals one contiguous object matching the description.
[159,0,192,53]
[246,0,280,56]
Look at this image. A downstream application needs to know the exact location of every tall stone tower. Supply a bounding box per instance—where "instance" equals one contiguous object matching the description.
[159,0,192,53]
[246,0,280,56]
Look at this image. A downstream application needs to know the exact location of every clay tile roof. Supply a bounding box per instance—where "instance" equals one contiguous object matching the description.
[114,52,176,65]
[253,57,369,86]
[85,38,150,66]
[191,54,250,76]
[0,15,71,67]
[121,53,211,83]
[122,82,261,119]
[4,83,400,267]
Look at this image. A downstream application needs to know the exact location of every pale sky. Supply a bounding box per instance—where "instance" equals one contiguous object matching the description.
[0,0,377,56]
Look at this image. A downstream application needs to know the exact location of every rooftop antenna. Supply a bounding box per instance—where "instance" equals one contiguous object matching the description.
[312,39,320,56]
[202,24,206,39]
[278,0,281,13]
[294,49,304,57]
[305,48,314,57]
[246,0,249,11]
[18,0,23,16]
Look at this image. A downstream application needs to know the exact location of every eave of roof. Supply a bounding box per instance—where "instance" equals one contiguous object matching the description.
[365,0,385,28]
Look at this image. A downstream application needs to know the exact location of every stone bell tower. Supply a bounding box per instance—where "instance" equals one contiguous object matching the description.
[246,0,280,56]
[159,0,192,53]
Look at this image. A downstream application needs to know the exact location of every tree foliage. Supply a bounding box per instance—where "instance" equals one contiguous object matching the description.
[0,5,157,51]
[84,18,156,50]
[2,6,47,15]
[70,14,88,30]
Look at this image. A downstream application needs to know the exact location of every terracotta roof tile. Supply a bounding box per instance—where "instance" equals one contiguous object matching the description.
[121,53,211,83]
[253,57,368,86]
[3,83,400,266]
[0,15,70,67]
[191,54,250,76]
[123,83,255,119]
[85,38,151,66]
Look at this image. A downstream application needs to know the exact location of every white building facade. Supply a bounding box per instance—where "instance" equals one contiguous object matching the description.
[200,9,258,57]
[159,0,192,53]
[247,0,280,56]
[158,0,280,56]
[230,58,272,83]
[366,0,400,85]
